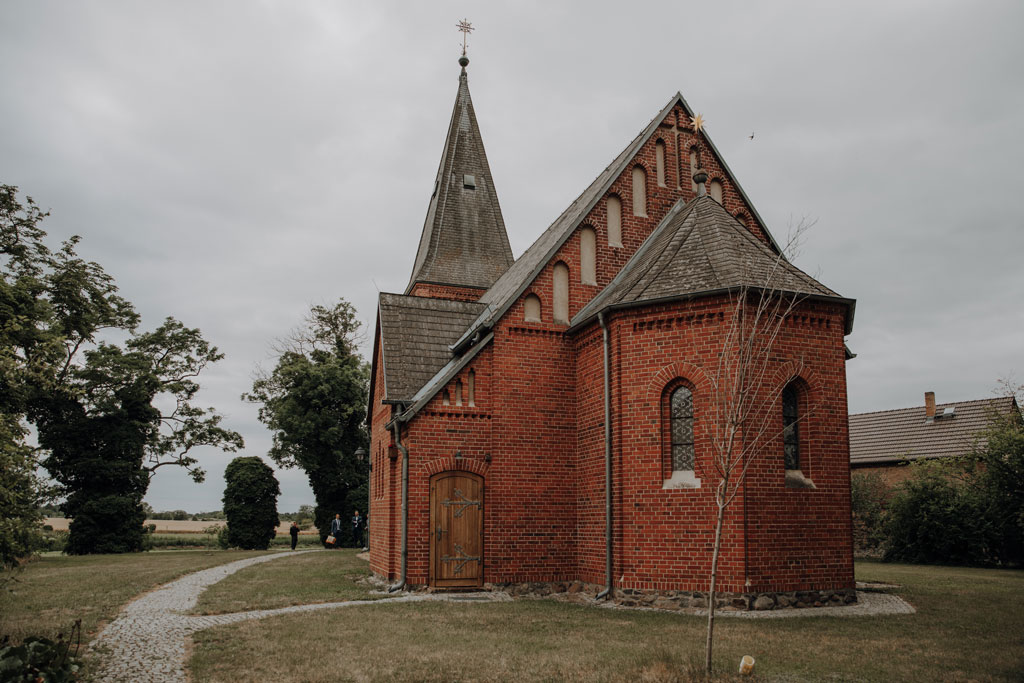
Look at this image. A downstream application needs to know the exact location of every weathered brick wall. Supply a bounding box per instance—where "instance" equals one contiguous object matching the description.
[368,338,397,580]
[571,296,853,594]
[368,103,852,592]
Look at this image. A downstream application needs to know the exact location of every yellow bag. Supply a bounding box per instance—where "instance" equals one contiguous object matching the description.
[326,534,336,545]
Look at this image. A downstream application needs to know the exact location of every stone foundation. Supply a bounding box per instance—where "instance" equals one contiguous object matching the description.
[489,581,857,611]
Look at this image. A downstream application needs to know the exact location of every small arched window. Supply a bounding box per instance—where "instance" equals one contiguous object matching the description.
[553,262,570,324]
[670,385,695,472]
[631,166,647,217]
[735,212,749,227]
[606,195,622,247]
[455,379,463,407]
[468,369,476,407]
[580,227,596,285]
[689,147,699,192]
[655,139,666,187]
[782,383,800,470]
[442,387,450,406]
[524,293,541,322]
[709,179,724,205]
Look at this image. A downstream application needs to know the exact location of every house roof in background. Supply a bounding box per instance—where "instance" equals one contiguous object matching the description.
[849,396,1018,465]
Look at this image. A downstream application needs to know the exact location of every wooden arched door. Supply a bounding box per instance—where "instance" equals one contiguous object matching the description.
[429,471,484,588]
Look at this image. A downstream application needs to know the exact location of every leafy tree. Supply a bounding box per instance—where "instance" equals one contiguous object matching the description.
[223,456,280,550]
[0,415,46,571]
[851,471,888,555]
[1,185,242,554]
[244,301,369,543]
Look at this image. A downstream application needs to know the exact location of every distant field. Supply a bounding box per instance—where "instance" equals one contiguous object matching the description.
[44,518,318,535]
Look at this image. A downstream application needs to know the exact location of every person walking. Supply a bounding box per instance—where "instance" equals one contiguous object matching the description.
[289,521,299,550]
[329,513,342,548]
[351,509,363,547]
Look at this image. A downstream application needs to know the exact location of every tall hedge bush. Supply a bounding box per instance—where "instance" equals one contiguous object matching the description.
[222,457,279,550]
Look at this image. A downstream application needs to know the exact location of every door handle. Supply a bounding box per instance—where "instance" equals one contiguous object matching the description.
[436,525,443,542]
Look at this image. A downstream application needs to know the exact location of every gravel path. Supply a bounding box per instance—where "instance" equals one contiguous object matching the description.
[88,551,912,682]
[86,552,505,683]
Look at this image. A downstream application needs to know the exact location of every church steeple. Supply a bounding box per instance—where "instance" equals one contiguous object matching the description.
[406,59,514,297]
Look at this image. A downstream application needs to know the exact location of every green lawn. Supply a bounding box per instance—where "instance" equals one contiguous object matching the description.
[189,560,1024,682]
[0,550,269,646]
[193,549,386,614]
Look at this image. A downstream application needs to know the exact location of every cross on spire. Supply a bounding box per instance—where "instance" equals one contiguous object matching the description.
[456,19,474,57]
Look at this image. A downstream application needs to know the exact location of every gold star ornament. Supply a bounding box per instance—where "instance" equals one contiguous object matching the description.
[691,113,705,133]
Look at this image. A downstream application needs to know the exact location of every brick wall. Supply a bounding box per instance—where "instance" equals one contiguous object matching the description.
[367,103,853,592]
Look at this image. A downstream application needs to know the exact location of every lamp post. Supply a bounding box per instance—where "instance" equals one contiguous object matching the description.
[355,447,368,550]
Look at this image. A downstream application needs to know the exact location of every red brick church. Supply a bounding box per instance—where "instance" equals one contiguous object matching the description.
[368,56,856,606]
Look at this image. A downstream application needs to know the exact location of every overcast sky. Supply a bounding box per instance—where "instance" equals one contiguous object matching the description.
[3,1,1021,513]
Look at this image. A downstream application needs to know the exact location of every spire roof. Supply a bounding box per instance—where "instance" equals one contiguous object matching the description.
[406,65,513,294]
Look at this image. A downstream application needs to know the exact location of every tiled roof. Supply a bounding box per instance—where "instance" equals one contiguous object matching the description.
[449,91,782,353]
[849,396,1017,465]
[377,293,486,402]
[406,68,514,293]
[572,196,842,326]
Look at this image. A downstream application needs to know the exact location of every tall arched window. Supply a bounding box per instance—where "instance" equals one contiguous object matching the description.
[580,227,596,285]
[670,385,695,472]
[524,293,542,322]
[606,195,622,247]
[467,369,476,407]
[442,387,450,406]
[655,139,666,187]
[553,262,570,324]
[689,147,699,192]
[782,383,800,470]
[631,166,647,217]
[710,179,724,205]
[455,379,463,407]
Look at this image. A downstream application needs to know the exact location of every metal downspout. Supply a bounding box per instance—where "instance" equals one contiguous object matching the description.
[389,420,409,593]
[596,312,613,600]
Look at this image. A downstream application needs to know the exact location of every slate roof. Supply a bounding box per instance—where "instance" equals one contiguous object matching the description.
[571,195,845,328]
[377,293,486,403]
[406,67,514,293]
[849,396,1018,465]
[449,91,782,353]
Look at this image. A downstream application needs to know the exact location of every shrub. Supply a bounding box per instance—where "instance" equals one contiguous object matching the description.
[851,471,888,555]
[222,457,279,550]
[0,620,81,681]
[883,473,993,565]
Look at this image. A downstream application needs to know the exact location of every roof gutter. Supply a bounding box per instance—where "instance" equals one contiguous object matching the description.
[388,416,410,593]
[596,311,614,600]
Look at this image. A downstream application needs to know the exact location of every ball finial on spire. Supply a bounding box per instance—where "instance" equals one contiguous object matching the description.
[456,19,473,69]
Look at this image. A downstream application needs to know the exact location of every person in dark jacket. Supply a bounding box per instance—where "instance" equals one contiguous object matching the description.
[289,521,299,550]
[329,513,342,547]
[351,510,363,547]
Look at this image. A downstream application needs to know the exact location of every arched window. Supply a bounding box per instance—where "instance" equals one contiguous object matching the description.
[442,387,450,406]
[455,379,463,407]
[655,139,666,187]
[467,369,476,407]
[689,147,699,192]
[709,179,724,205]
[606,195,622,247]
[553,262,569,324]
[670,385,695,472]
[735,212,749,227]
[524,293,541,322]
[580,227,596,285]
[631,166,647,217]
[782,383,800,470]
